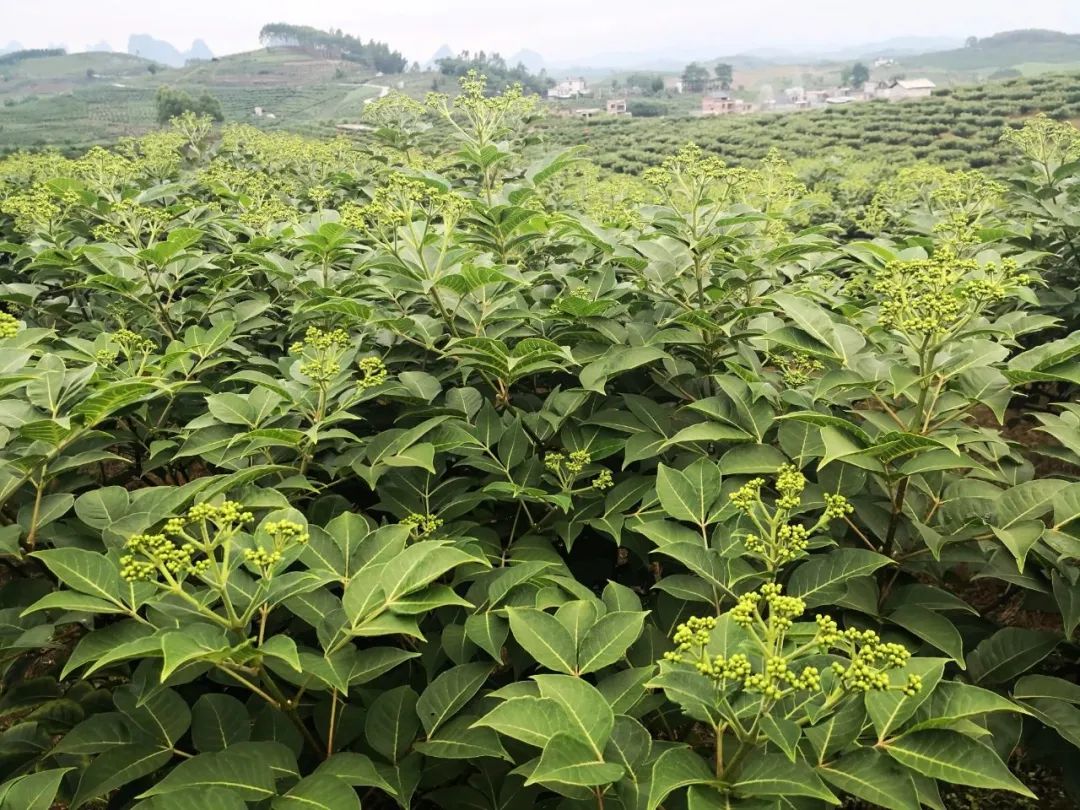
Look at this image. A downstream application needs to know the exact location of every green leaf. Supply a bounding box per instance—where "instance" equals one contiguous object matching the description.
[472,696,575,748]
[579,346,668,393]
[314,753,396,794]
[54,712,131,754]
[0,768,72,810]
[417,662,493,737]
[1016,697,1080,748]
[884,730,1035,798]
[577,611,648,674]
[272,775,360,810]
[191,694,251,752]
[139,749,277,800]
[912,681,1025,729]
[525,733,624,787]
[506,608,577,674]
[733,753,838,803]
[72,743,173,808]
[889,605,966,667]
[533,674,615,756]
[1014,675,1080,703]
[160,623,231,680]
[787,548,892,607]
[656,459,720,527]
[414,715,510,761]
[660,422,751,449]
[819,749,919,810]
[364,685,419,763]
[644,746,715,810]
[967,628,1059,685]
[31,547,124,606]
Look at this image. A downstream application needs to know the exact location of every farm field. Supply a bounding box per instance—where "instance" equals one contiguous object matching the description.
[1,72,1080,808]
[540,72,1080,174]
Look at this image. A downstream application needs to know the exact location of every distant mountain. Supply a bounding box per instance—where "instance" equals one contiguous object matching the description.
[428,44,454,68]
[86,41,113,53]
[509,49,545,72]
[126,34,214,67]
[186,39,213,62]
[0,41,23,55]
[904,29,1080,70]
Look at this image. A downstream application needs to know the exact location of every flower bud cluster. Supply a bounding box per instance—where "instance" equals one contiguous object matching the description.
[245,520,308,577]
[592,469,614,491]
[0,312,19,340]
[112,329,156,355]
[358,356,388,389]
[401,512,444,538]
[823,493,854,520]
[290,327,350,354]
[819,625,918,695]
[775,464,806,509]
[120,533,209,583]
[729,478,765,512]
[772,352,824,387]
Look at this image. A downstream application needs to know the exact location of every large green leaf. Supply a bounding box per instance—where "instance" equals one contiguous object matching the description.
[885,730,1035,798]
[526,733,624,787]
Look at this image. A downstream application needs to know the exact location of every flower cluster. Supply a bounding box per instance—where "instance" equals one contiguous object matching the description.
[1001,113,1080,167]
[120,533,210,583]
[0,312,20,340]
[401,513,444,538]
[775,464,806,509]
[823,492,855,520]
[112,329,156,356]
[291,326,352,384]
[357,356,388,390]
[772,352,824,387]
[873,255,1029,336]
[592,469,614,490]
[244,520,308,577]
[662,585,920,707]
[643,143,727,188]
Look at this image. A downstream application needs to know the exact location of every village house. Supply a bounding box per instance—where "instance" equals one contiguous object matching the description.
[887,78,936,101]
[701,91,748,116]
[548,77,590,99]
[606,98,629,115]
[574,107,603,119]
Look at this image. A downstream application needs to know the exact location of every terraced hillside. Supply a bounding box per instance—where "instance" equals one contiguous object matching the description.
[541,72,1080,173]
[0,48,426,151]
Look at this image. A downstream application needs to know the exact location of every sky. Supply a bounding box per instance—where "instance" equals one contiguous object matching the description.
[3,0,1080,65]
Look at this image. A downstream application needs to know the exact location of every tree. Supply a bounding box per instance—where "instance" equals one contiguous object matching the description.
[966,35,979,48]
[842,62,869,87]
[682,62,710,93]
[155,86,224,124]
[650,76,665,95]
[714,62,733,90]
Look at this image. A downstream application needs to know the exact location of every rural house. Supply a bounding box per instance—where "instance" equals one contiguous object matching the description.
[701,91,748,116]
[548,77,590,99]
[606,98,629,115]
[888,78,936,101]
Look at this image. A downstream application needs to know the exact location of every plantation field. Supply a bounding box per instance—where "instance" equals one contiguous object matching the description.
[1,80,1080,809]
[541,71,1080,174]
[0,48,417,151]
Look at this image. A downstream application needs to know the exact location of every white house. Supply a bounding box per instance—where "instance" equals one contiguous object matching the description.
[548,77,590,99]
[888,78,936,101]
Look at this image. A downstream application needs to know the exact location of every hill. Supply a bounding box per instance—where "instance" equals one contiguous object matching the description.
[127,34,214,67]
[541,71,1080,175]
[908,29,1080,71]
[0,46,443,150]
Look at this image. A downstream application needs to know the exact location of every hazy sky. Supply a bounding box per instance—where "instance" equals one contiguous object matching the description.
[4,0,1080,63]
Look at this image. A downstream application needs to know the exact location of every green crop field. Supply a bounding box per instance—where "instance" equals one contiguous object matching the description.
[539,72,1080,175]
[2,69,1080,808]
